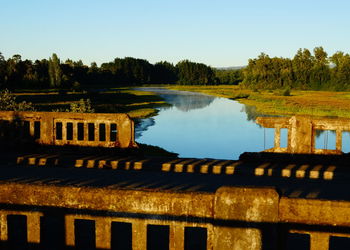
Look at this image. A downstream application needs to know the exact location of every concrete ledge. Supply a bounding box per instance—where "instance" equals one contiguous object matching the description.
[280,197,350,227]
[0,183,214,219]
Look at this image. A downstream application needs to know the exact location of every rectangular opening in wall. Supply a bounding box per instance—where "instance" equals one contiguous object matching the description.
[315,130,336,150]
[66,122,73,140]
[329,235,350,250]
[147,224,169,250]
[111,222,132,250]
[285,233,309,250]
[0,120,10,138]
[342,131,350,153]
[110,123,117,142]
[74,219,95,250]
[7,215,28,249]
[23,121,30,136]
[34,121,41,139]
[40,214,65,250]
[88,123,95,141]
[99,123,106,141]
[262,128,275,151]
[280,128,288,148]
[185,227,207,250]
[55,122,62,140]
[78,123,84,141]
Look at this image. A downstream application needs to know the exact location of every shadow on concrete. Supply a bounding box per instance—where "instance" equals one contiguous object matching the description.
[0,204,350,250]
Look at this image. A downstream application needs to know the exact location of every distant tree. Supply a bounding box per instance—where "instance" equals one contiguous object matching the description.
[310,47,330,89]
[48,53,62,87]
[176,60,215,85]
[152,61,177,84]
[215,69,243,85]
[0,52,6,86]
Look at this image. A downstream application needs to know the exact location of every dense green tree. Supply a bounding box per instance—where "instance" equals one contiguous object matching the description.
[152,61,177,84]
[0,52,6,86]
[176,60,215,85]
[48,53,62,87]
[215,69,243,85]
[242,47,350,91]
[310,47,330,89]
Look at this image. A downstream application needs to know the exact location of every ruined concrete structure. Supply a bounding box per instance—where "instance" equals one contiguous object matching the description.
[256,115,350,154]
[0,111,136,148]
[0,112,350,249]
[0,157,349,250]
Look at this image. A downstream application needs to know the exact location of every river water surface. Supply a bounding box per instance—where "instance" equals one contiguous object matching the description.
[135,88,350,160]
[135,88,277,160]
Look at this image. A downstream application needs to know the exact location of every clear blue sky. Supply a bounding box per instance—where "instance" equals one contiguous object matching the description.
[1,0,350,67]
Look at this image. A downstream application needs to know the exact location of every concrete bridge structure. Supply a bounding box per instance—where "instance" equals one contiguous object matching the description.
[0,112,350,249]
[0,111,137,148]
[256,115,350,155]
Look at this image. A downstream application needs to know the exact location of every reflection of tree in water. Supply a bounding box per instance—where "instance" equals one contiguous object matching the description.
[160,93,215,112]
[241,105,273,122]
[134,118,155,139]
[135,87,215,112]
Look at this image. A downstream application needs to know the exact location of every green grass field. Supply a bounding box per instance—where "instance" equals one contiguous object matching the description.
[168,85,350,118]
[13,88,170,119]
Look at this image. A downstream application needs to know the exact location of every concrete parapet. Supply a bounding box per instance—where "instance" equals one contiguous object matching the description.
[256,115,350,154]
[0,111,136,148]
[214,187,279,250]
[0,181,350,249]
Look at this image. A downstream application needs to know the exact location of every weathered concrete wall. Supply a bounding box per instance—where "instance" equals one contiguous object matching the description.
[0,182,348,249]
[0,111,136,148]
[256,115,350,154]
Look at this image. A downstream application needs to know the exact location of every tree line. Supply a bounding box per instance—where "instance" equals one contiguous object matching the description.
[242,47,350,90]
[0,53,242,90]
[4,47,350,91]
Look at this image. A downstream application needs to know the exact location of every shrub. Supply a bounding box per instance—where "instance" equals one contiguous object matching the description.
[0,89,35,111]
[282,87,291,96]
[67,98,94,113]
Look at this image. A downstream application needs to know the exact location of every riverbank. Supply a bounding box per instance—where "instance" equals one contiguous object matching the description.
[167,85,350,118]
[13,88,169,119]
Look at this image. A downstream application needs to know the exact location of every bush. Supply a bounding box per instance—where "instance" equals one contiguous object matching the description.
[0,89,35,111]
[282,87,291,96]
[66,98,94,113]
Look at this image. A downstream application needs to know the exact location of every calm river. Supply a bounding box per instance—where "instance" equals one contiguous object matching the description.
[135,88,350,160]
[135,88,276,160]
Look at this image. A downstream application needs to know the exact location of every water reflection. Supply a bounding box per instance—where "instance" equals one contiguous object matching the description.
[136,88,274,159]
[136,88,215,112]
[135,88,350,159]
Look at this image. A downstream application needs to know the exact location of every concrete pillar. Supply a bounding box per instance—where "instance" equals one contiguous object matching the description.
[95,218,111,249]
[65,215,75,247]
[119,118,134,148]
[106,123,110,142]
[289,116,313,154]
[27,213,41,244]
[62,122,67,141]
[336,129,342,151]
[310,232,329,250]
[132,221,146,250]
[94,123,99,142]
[29,121,35,137]
[0,213,8,241]
[170,224,184,250]
[214,187,279,250]
[41,114,53,145]
[84,123,88,141]
[73,122,77,140]
[274,126,281,149]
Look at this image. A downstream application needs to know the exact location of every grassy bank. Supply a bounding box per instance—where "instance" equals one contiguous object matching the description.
[13,88,170,119]
[167,85,350,118]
